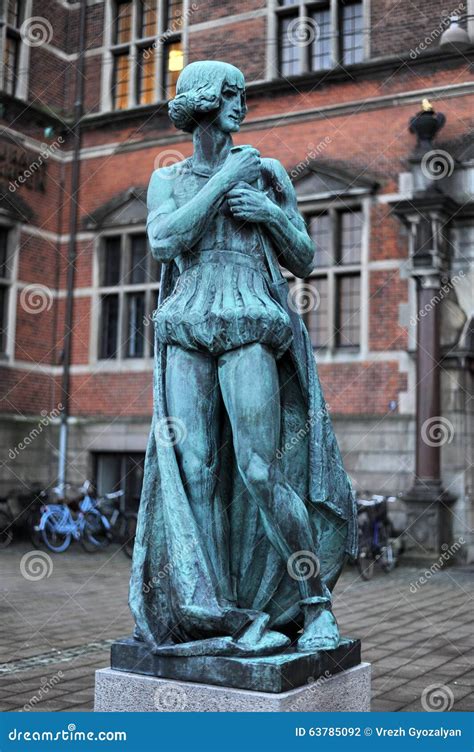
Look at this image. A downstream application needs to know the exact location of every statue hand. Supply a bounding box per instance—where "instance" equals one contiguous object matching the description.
[220,148,261,187]
[226,186,276,223]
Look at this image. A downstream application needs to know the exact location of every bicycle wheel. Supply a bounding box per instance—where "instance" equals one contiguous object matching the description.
[41,511,71,553]
[357,545,375,580]
[378,522,396,573]
[26,508,43,548]
[380,541,396,572]
[82,511,110,552]
[0,511,13,549]
[110,511,129,544]
[122,513,137,559]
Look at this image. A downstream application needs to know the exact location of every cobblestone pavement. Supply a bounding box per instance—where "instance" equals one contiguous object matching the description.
[1,543,472,712]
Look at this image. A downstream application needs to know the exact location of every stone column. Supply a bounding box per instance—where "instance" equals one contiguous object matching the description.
[393,198,457,559]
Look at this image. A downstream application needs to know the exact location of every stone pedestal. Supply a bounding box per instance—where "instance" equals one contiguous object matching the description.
[95,662,371,712]
[109,636,361,693]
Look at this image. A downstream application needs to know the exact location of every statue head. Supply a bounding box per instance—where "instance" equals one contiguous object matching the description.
[168,60,247,134]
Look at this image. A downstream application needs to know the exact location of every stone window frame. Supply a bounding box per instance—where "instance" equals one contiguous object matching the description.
[291,195,370,358]
[101,0,187,112]
[0,0,32,100]
[0,221,20,361]
[267,0,370,79]
[92,226,161,364]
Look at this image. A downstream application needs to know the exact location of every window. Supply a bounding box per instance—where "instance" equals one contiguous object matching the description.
[0,227,13,355]
[94,452,145,512]
[2,0,25,96]
[276,0,364,77]
[97,232,160,360]
[109,0,184,110]
[300,208,363,349]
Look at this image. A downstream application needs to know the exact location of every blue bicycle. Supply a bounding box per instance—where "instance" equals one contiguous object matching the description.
[37,483,112,553]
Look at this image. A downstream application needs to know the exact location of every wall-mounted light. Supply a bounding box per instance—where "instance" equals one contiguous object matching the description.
[439,15,474,51]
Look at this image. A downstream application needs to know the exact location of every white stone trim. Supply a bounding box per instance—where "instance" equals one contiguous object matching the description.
[5,350,413,377]
[0,222,21,362]
[21,225,94,244]
[4,82,473,161]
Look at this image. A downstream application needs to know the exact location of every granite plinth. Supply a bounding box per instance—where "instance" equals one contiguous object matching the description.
[95,662,371,712]
[110,636,361,694]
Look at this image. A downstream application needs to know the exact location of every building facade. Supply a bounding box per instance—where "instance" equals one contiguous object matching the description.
[0,0,473,559]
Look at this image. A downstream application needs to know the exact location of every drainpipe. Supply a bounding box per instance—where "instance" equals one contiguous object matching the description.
[58,0,87,490]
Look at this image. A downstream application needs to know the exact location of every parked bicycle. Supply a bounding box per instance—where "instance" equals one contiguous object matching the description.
[95,491,137,559]
[356,493,405,580]
[0,485,44,548]
[36,481,111,553]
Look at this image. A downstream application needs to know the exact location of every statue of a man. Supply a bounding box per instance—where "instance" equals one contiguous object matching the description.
[130,61,356,657]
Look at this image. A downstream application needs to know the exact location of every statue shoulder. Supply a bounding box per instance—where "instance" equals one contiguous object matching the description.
[147,159,190,211]
[261,158,292,193]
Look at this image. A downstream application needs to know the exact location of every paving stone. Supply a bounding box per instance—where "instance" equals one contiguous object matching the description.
[372,698,406,711]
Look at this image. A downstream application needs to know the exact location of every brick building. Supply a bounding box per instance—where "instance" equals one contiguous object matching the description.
[0,0,473,559]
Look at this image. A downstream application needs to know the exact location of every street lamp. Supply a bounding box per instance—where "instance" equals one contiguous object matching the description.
[439,15,474,51]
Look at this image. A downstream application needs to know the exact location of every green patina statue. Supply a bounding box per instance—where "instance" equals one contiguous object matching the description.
[129,60,357,659]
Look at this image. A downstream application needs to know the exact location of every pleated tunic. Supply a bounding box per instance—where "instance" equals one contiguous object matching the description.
[152,160,293,359]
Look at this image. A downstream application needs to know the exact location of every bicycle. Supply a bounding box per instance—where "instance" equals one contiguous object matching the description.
[356,494,401,580]
[96,491,137,558]
[37,483,111,553]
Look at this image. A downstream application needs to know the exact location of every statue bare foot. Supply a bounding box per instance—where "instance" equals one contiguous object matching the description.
[297,598,340,652]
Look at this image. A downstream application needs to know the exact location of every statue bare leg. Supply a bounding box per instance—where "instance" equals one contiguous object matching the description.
[218,343,340,650]
[166,345,233,603]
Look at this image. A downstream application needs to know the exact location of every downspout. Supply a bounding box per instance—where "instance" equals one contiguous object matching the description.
[58,0,87,490]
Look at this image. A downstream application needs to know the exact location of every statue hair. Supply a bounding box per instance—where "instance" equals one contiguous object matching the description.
[168,60,247,133]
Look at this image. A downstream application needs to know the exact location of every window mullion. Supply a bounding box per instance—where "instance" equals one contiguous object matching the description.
[328,207,338,351]
[329,0,339,66]
[117,234,128,360]
[128,0,139,107]
[299,2,309,74]
[156,0,166,99]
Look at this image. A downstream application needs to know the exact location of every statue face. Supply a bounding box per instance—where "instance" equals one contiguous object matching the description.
[214,81,246,133]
